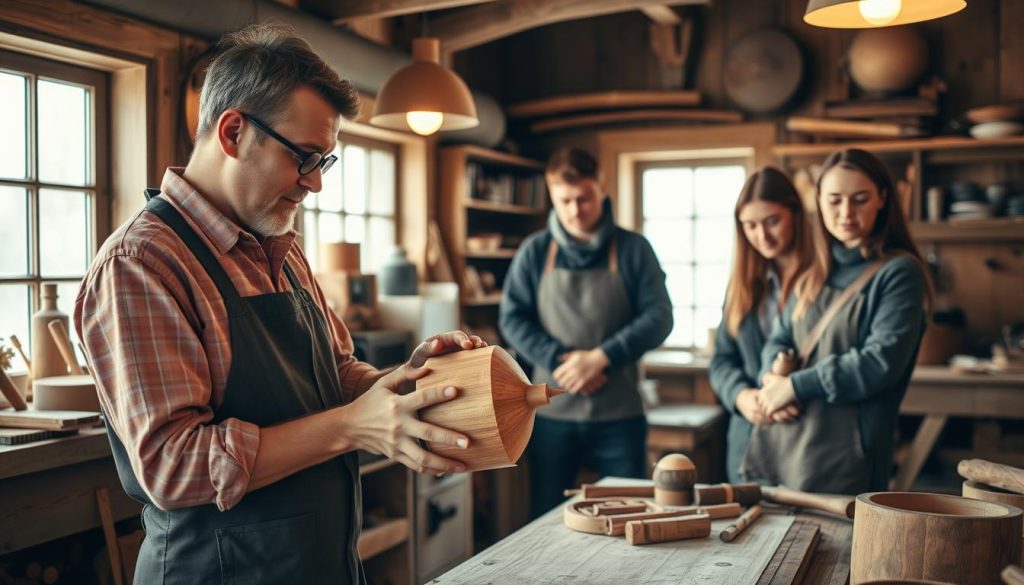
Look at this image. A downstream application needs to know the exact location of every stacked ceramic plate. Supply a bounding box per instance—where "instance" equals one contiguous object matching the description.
[946,181,992,221]
[965,104,1024,139]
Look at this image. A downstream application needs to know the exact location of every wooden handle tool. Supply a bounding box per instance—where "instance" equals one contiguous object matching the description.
[1003,565,1024,585]
[697,503,743,519]
[0,368,28,411]
[47,320,84,376]
[694,482,762,506]
[563,484,655,499]
[761,485,855,519]
[9,334,31,377]
[720,505,764,542]
[959,459,1024,495]
[625,513,711,545]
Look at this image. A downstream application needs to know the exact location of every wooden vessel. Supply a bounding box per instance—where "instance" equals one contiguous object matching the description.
[963,480,1024,559]
[852,492,1022,584]
[31,284,70,381]
[32,375,99,412]
[417,346,560,471]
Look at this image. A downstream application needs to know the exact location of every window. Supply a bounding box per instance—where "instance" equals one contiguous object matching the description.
[639,160,748,349]
[301,133,398,273]
[0,50,109,366]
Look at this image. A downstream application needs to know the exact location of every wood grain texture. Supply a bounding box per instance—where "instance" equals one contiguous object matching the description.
[852,492,1023,584]
[959,459,1024,495]
[625,513,710,545]
[508,90,701,117]
[757,520,820,585]
[418,346,555,471]
[721,505,763,543]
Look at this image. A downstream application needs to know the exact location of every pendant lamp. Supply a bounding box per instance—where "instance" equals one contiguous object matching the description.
[804,0,966,28]
[370,38,479,136]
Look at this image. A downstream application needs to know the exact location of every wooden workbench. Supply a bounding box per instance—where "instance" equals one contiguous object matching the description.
[641,351,1024,491]
[435,478,852,585]
[0,426,140,555]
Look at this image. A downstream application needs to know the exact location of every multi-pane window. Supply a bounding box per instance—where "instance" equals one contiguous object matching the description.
[0,50,108,365]
[301,133,398,273]
[640,161,747,349]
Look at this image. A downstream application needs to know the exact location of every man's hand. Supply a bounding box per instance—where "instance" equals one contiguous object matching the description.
[408,331,487,368]
[347,363,469,475]
[553,349,609,395]
[755,374,799,418]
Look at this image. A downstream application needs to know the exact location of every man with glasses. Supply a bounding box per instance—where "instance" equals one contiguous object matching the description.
[75,23,480,584]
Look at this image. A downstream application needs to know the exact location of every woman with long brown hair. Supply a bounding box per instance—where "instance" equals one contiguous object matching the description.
[710,166,814,483]
[746,148,933,494]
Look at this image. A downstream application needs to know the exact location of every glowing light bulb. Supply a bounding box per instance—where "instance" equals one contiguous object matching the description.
[859,0,902,25]
[406,111,444,136]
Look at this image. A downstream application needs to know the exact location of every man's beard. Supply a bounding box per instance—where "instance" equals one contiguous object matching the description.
[247,204,297,237]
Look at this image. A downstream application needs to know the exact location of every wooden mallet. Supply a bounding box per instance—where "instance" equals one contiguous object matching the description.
[653,453,696,505]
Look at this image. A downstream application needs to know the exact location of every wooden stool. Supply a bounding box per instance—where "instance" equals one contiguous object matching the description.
[645,404,726,483]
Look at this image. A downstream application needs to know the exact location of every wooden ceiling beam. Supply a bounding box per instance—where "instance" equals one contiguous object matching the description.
[431,0,710,54]
[301,0,497,24]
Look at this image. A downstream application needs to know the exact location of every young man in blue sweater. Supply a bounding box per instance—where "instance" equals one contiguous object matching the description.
[500,148,673,518]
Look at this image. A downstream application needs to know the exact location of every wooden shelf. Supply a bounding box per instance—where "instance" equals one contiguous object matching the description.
[464,249,517,259]
[910,218,1024,241]
[772,135,1024,158]
[455,144,546,169]
[465,198,546,216]
[357,517,410,561]
[462,293,502,306]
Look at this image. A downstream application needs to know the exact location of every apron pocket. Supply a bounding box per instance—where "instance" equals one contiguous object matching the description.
[216,513,317,585]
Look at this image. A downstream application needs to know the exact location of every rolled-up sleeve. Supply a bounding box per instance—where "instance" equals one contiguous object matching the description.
[76,251,259,512]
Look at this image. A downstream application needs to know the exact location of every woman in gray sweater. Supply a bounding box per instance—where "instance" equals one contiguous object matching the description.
[710,167,814,483]
[748,148,933,494]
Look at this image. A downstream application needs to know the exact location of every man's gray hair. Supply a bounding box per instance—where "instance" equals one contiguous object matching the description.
[196,23,360,141]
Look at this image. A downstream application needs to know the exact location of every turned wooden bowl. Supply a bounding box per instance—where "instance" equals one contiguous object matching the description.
[852,492,1022,585]
[417,346,559,471]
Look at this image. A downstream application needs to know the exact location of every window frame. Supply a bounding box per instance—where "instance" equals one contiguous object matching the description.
[0,49,109,350]
[298,130,400,273]
[635,156,750,351]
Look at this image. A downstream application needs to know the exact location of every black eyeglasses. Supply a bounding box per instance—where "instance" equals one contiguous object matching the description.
[241,112,337,176]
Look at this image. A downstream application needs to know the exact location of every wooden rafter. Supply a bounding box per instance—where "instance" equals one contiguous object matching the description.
[431,0,711,54]
[639,5,681,25]
[301,0,497,24]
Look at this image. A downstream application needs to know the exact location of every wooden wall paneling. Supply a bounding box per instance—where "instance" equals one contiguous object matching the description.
[938,242,1024,346]
[783,0,828,119]
[593,11,656,90]
[936,0,999,120]
[694,0,727,107]
[999,0,1024,101]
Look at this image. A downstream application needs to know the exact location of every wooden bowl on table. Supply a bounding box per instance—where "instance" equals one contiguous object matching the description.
[852,492,1022,585]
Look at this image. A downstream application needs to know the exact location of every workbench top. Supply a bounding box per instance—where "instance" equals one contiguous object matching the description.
[436,478,853,585]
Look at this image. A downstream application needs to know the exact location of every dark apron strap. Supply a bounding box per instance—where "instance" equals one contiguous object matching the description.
[144,193,242,303]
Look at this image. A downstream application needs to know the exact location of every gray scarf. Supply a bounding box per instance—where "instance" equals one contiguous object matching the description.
[547,196,618,267]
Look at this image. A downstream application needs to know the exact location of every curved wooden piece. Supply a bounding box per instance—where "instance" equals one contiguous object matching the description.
[959,459,1024,495]
[761,485,855,519]
[418,346,552,471]
[852,492,1023,584]
[963,480,1024,559]
[1003,565,1024,585]
[530,108,742,134]
[562,498,664,535]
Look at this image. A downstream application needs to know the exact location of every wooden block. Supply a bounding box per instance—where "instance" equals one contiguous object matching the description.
[0,409,100,430]
[606,509,700,536]
[625,513,711,545]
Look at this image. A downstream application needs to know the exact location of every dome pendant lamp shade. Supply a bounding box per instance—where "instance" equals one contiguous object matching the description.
[370,38,479,136]
[804,0,966,28]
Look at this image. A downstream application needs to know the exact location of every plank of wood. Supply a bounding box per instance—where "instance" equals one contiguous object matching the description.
[0,409,100,430]
[531,108,742,133]
[797,515,852,585]
[640,5,682,25]
[786,117,926,139]
[508,90,701,118]
[756,521,820,585]
[824,97,938,119]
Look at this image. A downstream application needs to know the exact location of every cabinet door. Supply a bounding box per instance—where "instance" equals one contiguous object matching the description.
[416,477,471,582]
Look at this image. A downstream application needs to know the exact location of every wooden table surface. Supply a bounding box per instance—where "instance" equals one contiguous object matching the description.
[435,478,853,585]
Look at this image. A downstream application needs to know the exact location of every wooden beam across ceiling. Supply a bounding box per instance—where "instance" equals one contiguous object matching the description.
[431,0,711,54]
[639,5,682,25]
[305,0,497,24]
